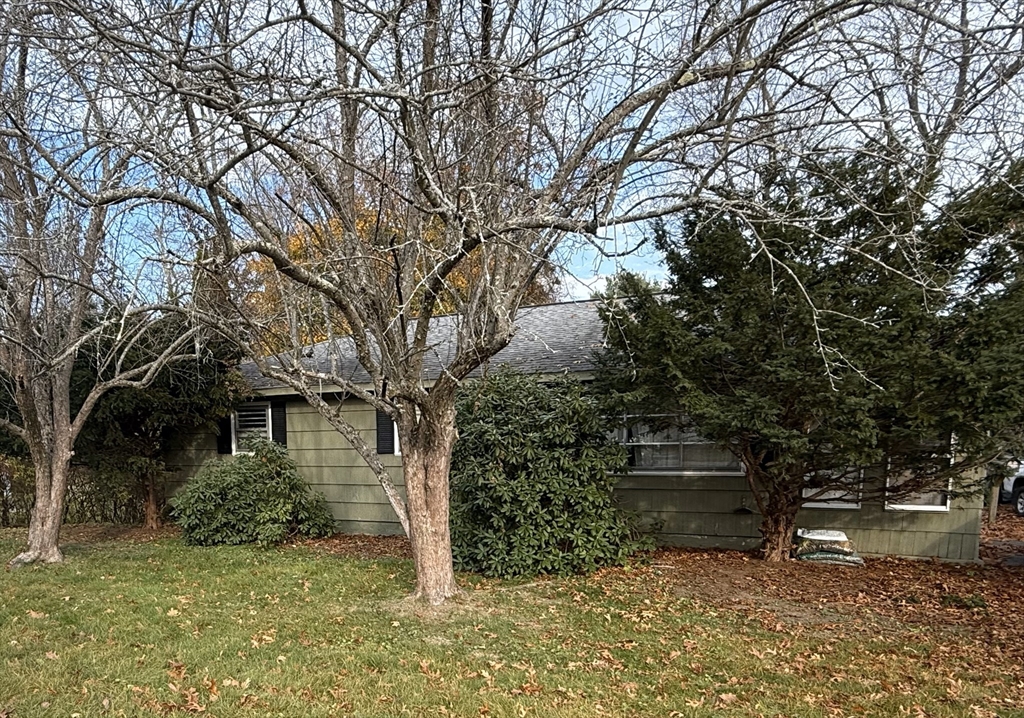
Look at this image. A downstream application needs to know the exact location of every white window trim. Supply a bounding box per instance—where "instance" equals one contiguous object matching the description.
[627,469,748,477]
[231,402,272,455]
[884,472,952,513]
[393,420,401,457]
[803,471,863,510]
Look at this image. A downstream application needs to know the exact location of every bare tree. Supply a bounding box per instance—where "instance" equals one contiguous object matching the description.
[68,0,1024,601]
[0,7,198,566]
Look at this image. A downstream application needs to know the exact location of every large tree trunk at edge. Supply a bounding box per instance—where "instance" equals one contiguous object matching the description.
[9,451,71,567]
[0,459,11,528]
[399,401,459,605]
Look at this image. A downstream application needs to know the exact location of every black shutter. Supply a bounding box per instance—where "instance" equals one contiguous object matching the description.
[271,401,287,447]
[376,409,394,454]
[216,416,232,454]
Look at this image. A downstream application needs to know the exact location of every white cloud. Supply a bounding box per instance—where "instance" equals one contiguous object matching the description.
[562,273,613,301]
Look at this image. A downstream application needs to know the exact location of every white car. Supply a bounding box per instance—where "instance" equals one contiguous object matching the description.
[1001,472,1024,516]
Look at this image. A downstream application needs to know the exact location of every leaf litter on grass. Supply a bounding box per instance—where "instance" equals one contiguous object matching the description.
[3,525,1024,717]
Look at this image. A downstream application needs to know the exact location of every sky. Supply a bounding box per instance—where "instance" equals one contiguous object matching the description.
[559,228,670,301]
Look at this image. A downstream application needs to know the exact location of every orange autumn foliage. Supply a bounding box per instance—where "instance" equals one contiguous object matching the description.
[239,208,558,353]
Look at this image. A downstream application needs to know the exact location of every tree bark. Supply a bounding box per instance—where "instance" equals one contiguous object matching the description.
[399,400,460,604]
[988,480,1000,524]
[759,507,799,562]
[742,456,801,562]
[144,472,162,529]
[9,451,70,567]
[757,478,803,562]
[0,460,10,528]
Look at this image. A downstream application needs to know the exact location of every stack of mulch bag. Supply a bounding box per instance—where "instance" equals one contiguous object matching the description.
[793,529,864,566]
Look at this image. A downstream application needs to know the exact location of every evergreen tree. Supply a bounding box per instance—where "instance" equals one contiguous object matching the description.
[73,341,246,528]
[597,160,1024,560]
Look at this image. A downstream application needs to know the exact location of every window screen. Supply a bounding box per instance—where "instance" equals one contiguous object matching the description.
[617,417,740,473]
[233,403,270,452]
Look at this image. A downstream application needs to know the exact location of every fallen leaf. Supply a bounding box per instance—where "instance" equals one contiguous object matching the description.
[717,693,738,706]
[182,687,205,713]
[250,629,276,648]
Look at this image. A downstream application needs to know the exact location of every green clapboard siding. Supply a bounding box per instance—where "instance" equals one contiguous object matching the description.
[162,397,402,527]
[164,398,983,562]
[335,519,405,536]
[163,429,220,496]
[614,472,982,561]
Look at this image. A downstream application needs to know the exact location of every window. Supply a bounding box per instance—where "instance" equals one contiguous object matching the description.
[232,402,271,454]
[802,469,862,509]
[885,472,951,512]
[880,450,950,512]
[216,401,286,455]
[615,417,740,473]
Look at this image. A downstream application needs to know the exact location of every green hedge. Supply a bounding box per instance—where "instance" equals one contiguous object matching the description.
[451,368,651,578]
[172,440,335,546]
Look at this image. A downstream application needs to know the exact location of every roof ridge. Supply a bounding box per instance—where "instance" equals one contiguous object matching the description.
[298,298,601,352]
[243,300,605,389]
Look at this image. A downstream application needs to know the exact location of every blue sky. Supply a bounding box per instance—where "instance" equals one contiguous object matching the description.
[560,230,669,301]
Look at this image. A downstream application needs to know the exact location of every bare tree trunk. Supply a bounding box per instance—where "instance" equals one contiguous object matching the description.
[9,450,70,567]
[759,509,799,562]
[0,460,10,528]
[144,472,162,529]
[988,480,1000,525]
[742,456,801,562]
[758,487,801,562]
[400,401,459,604]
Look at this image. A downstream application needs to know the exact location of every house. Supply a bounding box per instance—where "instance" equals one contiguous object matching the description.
[164,300,982,561]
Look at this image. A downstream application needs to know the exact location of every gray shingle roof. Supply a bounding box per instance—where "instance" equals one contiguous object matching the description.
[241,299,606,391]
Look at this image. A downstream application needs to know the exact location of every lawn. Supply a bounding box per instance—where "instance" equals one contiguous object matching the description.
[1,526,1022,718]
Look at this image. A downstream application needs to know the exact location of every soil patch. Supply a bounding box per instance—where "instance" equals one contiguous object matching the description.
[982,504,1024,543]
[380,591,492,622]
[60,523,180,544]
[653,545,1024,674]
[303,532,412,559]
[980,505,1024,568]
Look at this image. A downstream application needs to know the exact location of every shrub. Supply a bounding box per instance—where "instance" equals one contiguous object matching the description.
[450,368,652,578]
[0,455,34,527]
[1,456,148,527]
[172,440,335,546]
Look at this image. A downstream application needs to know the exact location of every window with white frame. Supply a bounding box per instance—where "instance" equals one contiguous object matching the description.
[232,403,271,454]
[615,417,740,473]
[885,459,952,512]
[880,452,950,510]
[802,468,862,509]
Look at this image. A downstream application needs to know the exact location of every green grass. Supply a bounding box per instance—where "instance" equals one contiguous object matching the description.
[0,529,1019,717]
